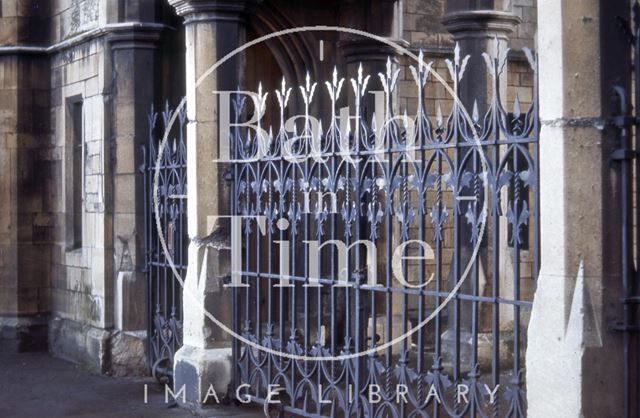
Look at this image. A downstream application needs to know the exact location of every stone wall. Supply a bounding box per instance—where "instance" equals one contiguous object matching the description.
[511,0,537,51]
[0,0,183,376]
[401,0,536,110]
[48,29,113,371]
[0,0,52,352]
[44,0,179,375]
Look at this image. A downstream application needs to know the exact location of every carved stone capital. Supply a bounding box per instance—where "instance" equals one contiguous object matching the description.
[441,10,521,40]
[107,23,166,50]
[168,0,261,23]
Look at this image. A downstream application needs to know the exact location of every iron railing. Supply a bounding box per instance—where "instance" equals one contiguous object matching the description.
[228,41,539,417]
[142,103,187,383]
[613,2,640,417]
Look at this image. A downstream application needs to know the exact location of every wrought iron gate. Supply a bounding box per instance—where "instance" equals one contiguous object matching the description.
[613,3,640,416]
[142,103,187,382]
[228,43,538,417]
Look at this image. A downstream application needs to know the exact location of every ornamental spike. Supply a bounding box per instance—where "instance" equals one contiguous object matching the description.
[454,42,460,66]
[514,94,522,119]
[410,65,419,88]
[472,100,479,124]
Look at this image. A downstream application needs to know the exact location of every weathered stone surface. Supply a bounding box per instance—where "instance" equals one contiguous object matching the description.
[114,270,146,331]
[441,329,514,374]
[526,1,628,416]
[49,317,110,373]
[173,346,233,409]
[110,330,148,377]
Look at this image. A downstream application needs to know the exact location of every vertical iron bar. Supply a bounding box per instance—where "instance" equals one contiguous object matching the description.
[615,85,632,418]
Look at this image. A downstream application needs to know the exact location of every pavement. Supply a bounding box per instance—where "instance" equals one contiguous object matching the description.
[0,351,264,418]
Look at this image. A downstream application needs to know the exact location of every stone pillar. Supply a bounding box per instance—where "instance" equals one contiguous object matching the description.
[441,0,519,372]
[0,1,51,352]
[107,23,163,376]
[340,0,406,115]
[526,0,628,416]
[441,2,520,112]
[168,0,258,409]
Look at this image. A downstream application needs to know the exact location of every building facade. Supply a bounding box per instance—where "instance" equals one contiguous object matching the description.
[0,0,636,417]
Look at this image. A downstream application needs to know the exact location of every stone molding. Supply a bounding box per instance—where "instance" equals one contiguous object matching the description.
[441,10,521,39]
[107,24,165,50]
[168,0,261,23]
[0,22,170,55]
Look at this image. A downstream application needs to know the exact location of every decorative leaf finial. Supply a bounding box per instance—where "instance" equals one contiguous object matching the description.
[351,63,371,98]
[378,57,401,94]
[445,42,471,82]
[513,94,521,119]
[300,71,317,106]
[275,77,292,111]
[482,36,510,79]
[325,66,345,102]
[409,49,433,88]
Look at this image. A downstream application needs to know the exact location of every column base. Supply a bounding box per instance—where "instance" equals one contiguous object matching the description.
[441,329,514,375]
[173,345,233,411]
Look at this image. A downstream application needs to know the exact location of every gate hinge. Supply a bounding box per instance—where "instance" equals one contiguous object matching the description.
[611,148,639,160]
[612,115,635,128]
[620,296,640,304]
[609,321,640,333]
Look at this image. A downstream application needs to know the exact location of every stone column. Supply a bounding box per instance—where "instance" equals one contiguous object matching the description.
[168,0,258,409]
[526,0,628,416]
[0,1,51,352]
[441,0,519,373]
[442,1,520,112]
[340,0,406,115]
[107,23,163,376]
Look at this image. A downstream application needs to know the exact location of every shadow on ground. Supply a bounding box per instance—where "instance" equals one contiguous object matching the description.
[0,351,263,418]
